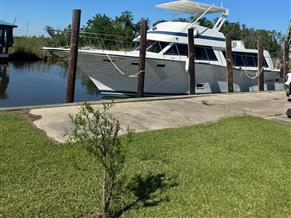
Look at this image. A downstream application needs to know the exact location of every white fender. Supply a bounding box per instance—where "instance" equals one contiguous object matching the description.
[185,59,189,72]
[285,73,291,85]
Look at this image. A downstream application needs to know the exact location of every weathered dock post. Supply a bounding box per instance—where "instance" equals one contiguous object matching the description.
[137,19,147,97]
[66,9,81,103]
[226,34,234,93]
[0,64,8,98]
[187,28,195,95]
[257,37,264,91]
[284,40,289,78]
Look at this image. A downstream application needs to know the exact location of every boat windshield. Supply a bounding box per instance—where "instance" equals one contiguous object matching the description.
[165,43,218,61]
[135,40,169,53]
[147,41,169,53]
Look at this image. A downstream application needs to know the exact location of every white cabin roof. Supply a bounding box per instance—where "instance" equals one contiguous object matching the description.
[156,0,228,15]
[134,21,226,48]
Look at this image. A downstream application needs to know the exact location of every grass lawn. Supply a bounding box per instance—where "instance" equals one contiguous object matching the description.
[0,112,290,217]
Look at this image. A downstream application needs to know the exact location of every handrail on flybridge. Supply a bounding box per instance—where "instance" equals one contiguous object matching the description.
[156,0,230,31]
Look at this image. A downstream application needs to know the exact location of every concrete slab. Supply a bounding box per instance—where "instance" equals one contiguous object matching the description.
[29,91,290,143]
[267,115,291,124]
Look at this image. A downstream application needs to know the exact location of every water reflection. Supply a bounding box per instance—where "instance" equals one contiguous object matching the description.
[0,64,9,99]
[0,61,101,107]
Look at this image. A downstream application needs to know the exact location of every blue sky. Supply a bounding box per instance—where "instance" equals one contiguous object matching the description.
[1,0,290,36]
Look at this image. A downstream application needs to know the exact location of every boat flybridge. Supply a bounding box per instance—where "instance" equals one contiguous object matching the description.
[44,0,283,96]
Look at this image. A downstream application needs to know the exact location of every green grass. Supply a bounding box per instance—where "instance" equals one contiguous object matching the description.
[0,113,291,217]
[10,37,52,61]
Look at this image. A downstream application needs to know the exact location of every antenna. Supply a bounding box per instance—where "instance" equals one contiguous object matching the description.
[13,17,16,25]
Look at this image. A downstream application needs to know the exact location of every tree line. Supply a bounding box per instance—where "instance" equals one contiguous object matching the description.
[199,18,285,58]
[46,11,285,58]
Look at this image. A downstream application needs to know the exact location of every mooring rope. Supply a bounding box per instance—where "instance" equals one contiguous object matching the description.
[226,58,265,80]
[241,67,265,80]
[105,53,125,76]
[128,70,145,78]
[105,52,145,78]
[106,54,265,80]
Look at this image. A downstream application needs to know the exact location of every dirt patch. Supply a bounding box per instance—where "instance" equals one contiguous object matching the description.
[201,100,215,106]
[20,109,42,123]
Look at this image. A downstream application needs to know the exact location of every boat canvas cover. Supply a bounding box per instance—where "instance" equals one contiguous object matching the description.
[156,0,228,15]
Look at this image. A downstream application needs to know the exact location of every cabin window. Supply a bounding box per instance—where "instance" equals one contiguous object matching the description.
[232,53,244,66]
[205,48,217,61]
[165,44,179,55]
[146,41,168,53]
[176,44,188,56]
[165,43,218,61]
[245,54,257,67]
[196,47,208,60]
[223,52,269,67]
[233,52,257,67]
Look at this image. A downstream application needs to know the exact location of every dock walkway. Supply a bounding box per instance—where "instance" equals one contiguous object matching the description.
[27,91,290,142]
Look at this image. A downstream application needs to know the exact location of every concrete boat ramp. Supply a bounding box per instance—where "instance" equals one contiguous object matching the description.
[4,91,290,143]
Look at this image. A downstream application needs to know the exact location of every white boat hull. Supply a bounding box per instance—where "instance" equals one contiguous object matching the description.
[76,51,284,95]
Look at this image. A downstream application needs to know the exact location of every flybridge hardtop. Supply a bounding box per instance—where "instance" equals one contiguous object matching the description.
[155,0,229,31]
[156,0,228,16]
[133,0,229,46]
[135,21,226,48]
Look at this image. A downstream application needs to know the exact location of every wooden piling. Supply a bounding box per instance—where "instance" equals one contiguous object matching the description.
[187,28,195,95]
[257,37,264,91]
[226,34,234,93]
[137,19,147,97]
[66,9,81,103]
[284,40,289,78]
[0,64,8,98]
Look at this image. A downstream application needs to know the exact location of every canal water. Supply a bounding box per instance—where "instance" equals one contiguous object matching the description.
[0,62,102,107]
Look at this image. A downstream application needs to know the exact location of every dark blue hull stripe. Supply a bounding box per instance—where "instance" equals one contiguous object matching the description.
[147,31,225,42]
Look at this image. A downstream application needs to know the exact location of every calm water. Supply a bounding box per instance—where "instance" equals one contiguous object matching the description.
[0,62,102,107]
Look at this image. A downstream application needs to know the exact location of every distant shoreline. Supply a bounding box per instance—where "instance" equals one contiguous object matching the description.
[5,51,66,63]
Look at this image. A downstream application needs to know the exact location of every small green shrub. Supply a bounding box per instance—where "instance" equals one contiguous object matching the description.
[69,102,133,217]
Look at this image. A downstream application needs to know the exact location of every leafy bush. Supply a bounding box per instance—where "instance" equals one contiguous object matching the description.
[69,102,133,217]
[10,36,51,61]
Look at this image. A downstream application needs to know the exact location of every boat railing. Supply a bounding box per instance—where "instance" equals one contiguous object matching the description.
[47,29,138,52]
